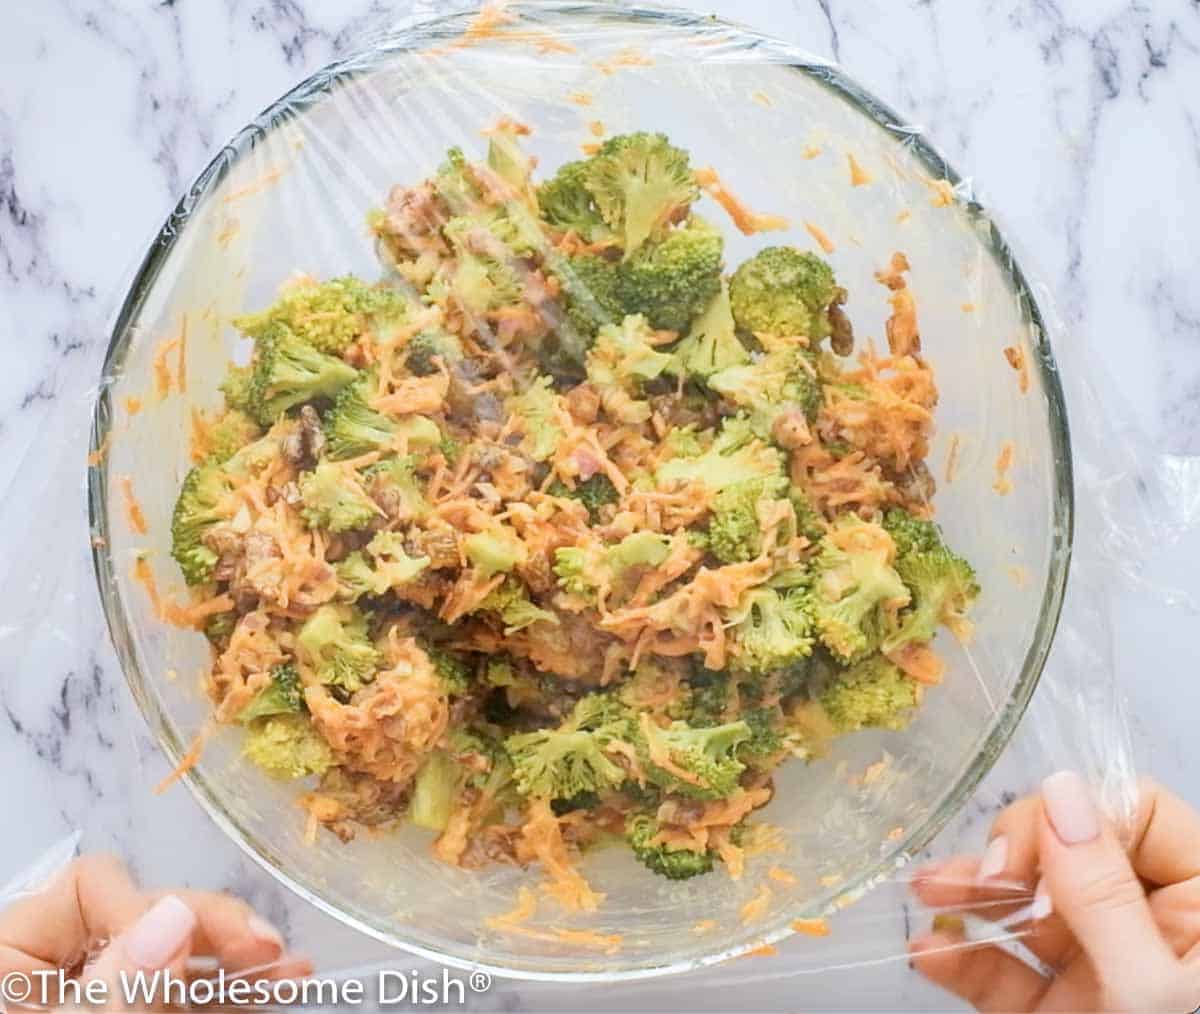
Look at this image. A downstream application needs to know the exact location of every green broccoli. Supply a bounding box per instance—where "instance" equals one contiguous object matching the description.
[668,280,750,381]
[425,645,473,696]
[463,527,528,576]
[552,545,597,598]
[233,276,408,356]
[242,714,334,780]
[404,328,464,376]
[607,530,672,572]
[728,247,838,340]
[508,375,563,462]
[585,132,698,256]
[789,487,827,544]
[363,531,431,589]
[362,455,432,520]
[707,477,788,564]
[239,326,360,426]
[504,694,630,800]
[637,717,750,800]
[204,610,237,646]
[656,415,785,493]
[708,338,824,433]
[551,252,625,350]
[538,159,611,243]
[616,216,723,333]
[202,409,262,465]
[626,813,714,880]
[442,211,526,317]
[585,313,673,424]
[324,373,442,460]
[170,464,234,584]
[737,706,787,770]
[727,587,814,675]
[686,669,733,726]
[808,518,911,663]
[486,127,537,203]
[238,663,304,723]
[298,460,382,533]
[818,654,919,733]
[553,532,670,601]
[409,751,459,831]
[335,551,384,602]
[432,145,484,214]
[296,604,380,693]
[477,578,559,635]
[546,474,619,523]
[880,509,979,654]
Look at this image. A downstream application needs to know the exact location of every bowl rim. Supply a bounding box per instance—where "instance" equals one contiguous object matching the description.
[87,0,1075,982]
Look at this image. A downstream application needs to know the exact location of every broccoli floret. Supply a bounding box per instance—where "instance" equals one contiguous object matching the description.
[818,654,920,733]
[538,159,611,243]
[405,328,464,376]
[238,663,304,723]
[737,706,786,770]
[220,363,257,416]
[242,327,360,426]
[880,510,980,654]
[204,610,237,646]
[477,578,558,635]
[727,587,814,675]
[433,145,484,213]
[616,216,723,333]
[323,374,396,460]
[552,546,596,598]
[789,487,827,544]
[296,605,380,693]
[442,212,526,317]
[242,714,334,780]
[363,454,432,520]
[708,337,824,433]
[552,252,625,349]
[363,531,431,589]
[170,464,234,585]
[202,409,263,465]
[409,751,459,832]
[234,277,408,356]
[656,415,786,493]
[607,531,672,572]
[728,247,838,340]
[707,477,788,564]
[809,518,911,663]
[553,532,670,601]
[686,669,733,725]
[669,280,750,381]
[504,694,629,801]
[586,313,673,423]
[335,551,384,602]
[547,474,619,523]
[425,645,473,696]
[626,813,714,880]
[617,661,694,722]
[298,460,382,533]
[486,126,537,203]
[463,527,528,576]
[637,717,750,800]
[586,132,699,256]
[508,375,563,463]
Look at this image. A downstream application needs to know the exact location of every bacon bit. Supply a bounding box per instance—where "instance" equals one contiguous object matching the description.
[153,335,180,399]
[944,433,962,484]
[993,440,1015,495]
[926,177,956,207]
[216,216,240,249]
[847,153,873,186]
[743,943,778,959]
[482,115,531,136]
[791,917,831,937]
[751,90,773,107]
[154,725,210,794]
[887,642,944,684]
[804,221,835,254]
[580,141,602,156]
[692,919,718,935]
[802,144,822,160]
[694,166,789,235]
[124,395,143,415]
[486,886,538,930]
[1008,564,1030,588]
[222,165,286,204]
[1003,343,1030,394]
[588,120,605,137]
[896,209,912,224]
[740,884,773,925]
[118,475,148,534]
[592,47,654,74]
[768,866,798,886]
[961,302,976,313]
[566,91,593,106]
[87,432,113,467]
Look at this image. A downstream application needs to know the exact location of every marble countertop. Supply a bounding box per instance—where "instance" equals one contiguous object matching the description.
[3,1,1200,1009]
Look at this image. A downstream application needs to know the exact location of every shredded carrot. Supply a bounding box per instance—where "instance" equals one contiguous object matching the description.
[751,90,773,107]
[134,556,162,616]
[802,144,822,160]
[961,302,976,313]
[216,216,240,249]
[743,944,778,959]
[994,440,1015,495]
[222,165,286,204]
[482,115,531,136]
[944,432,962,484]
[1004,343,1030,394]
[592,47,654,75]
[896,208,912,224]
[124,395,143,415]
[887,642,944,684]
[694,166,789,235]
[819,874,843,888]
[176,315,188,394]
[566,91,593,106]
[886,826,905,842]
[804,221,835,253]
[87,432,113,467]
[118,475,148,534]
[588,120,605,137]
[692,919,718,935]
[927,177,956,207]
[791,917,831,937]
[580,141,602,156]
[486,886,538,930]
[740,884,773,925]
[768,866,798,886]
[847,152,872,186]
[154,726,209,794]
[153,335,180,399]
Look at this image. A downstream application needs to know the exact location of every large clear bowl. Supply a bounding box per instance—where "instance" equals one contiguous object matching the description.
[88,1,1072,981]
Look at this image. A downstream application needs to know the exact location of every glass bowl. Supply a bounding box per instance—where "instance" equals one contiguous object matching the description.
[88,0,1072,981]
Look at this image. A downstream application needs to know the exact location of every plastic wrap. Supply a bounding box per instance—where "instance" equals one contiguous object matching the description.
[5,0,1199,994]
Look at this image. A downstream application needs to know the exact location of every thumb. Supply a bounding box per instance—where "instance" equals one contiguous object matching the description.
[1038,771,1175,992]
[79,895,197,1011]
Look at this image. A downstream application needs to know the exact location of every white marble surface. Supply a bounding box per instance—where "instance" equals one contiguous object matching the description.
[3,1,1200,1010]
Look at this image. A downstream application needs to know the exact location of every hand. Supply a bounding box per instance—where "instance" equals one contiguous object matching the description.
[909,773,1200,1012]
[0,855,310,1011]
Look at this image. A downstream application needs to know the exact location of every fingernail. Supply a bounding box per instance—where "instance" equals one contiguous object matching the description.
[123,895,197,968]
[248,914,284,948]
[1031,878,1053,920]
[977,835,1008,880]
[1042,770,1100,845]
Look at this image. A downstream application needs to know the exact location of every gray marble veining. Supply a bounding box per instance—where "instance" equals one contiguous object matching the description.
[2,1,1200,1010]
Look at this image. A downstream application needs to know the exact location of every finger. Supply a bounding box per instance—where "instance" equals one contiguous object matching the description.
[1039,771,1178,994]
[1127,779,1200,887]
[1149,877,1200,958]
[910,928,1049,1012]
[81,895,197,1012]
[0,855,148,968]
[152,890,284,972]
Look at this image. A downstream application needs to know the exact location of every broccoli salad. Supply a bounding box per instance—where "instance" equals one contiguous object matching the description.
[170,126,978,904]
